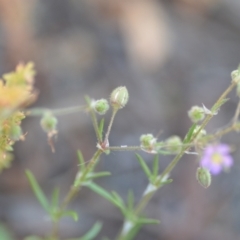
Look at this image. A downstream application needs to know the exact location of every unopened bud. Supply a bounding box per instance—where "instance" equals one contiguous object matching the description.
[231,67,240,83]
[188,106,205,123]
[10,125,23,141]
[140,134,157,153]
[40,112,58,152]
[110,86,129,110]
[196,167,211,188]
[165,136,182,154]
[40,112,58,133]
[92,99,109,115]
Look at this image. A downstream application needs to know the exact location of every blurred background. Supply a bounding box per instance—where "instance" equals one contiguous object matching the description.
[0,0,240,239]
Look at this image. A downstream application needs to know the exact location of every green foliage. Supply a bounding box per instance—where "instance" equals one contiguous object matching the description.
[77,150,85,171]
[211,98,229,114]
[61,211,78,222]
[98,118,105,142]
[24,236,43,240]
[183,123,196,144]
[3,62,35,86]
[78,222,102,240]
[1,63,239,240]
[0,225,14,240]
[0,63,37,172]
[51,188,60,210]
[25,170,50,213]
[135,153,151,179]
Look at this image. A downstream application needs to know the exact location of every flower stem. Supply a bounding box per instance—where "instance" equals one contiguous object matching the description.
[50,221,59,240]
[232,99,240,123]
[89,105,102,142]
[61,149,102,209]
[104,108,118,144]
[157,79,239,185]
[107,146,142,151]
[84,96,103,142]
[116,78,240,240]
[26,105,86,116]
[50,149,103,239]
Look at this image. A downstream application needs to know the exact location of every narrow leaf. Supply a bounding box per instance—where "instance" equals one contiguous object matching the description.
[183,123,196,144]
[85,182,118,206]
[62,210,78,221]
[152,154,159,179]
[135,154,151,179]
[51,187,60,209]
[137,218,160,224]
[111,193,126,215]
[25,170,49,212]
[77,150,85,171]
[111,191,124,206]
[87,172,111,180]
[78,222,102,240]
[127,190,134,211]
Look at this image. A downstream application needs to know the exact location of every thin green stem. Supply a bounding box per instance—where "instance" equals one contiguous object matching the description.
[108,146,142,151]
[25,105,86,116]
[104,108,118,144]
[156,79,238,185]
[134,191,155,216]
[61,149,102,210]
[117,79,240,240]
[50,149,103,240]
[89,105,102,142]
[232,99,240,123]
[108,144,195,153]
[84,96,102,142]
[50,221,59,240]
[79,149,102,182]
[205,125,234,141]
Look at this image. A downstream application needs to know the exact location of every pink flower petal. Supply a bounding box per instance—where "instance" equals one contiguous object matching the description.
[200,143,233,175]
[222,155,233,167]
[217,144,230,154]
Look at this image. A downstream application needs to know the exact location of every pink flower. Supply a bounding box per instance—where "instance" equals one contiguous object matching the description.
[200,144,233,175]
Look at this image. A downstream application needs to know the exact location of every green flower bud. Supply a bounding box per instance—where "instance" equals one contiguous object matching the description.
[140,134,157,153]
[165,135,182,154]
[140,134,156,147]
[231,67,240,83]
[92,99,109,115]
[196,167,211,188]
[0,151,13,172]
[40,112,58,133]
[110,86,129,109]
[188,106,205,123]
[10,125,23,141]
[231,69,238,81]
